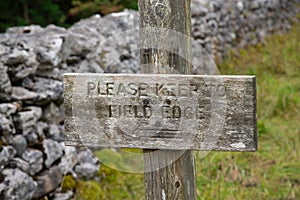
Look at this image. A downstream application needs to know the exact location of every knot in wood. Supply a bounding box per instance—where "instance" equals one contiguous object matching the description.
[175,181,181,188]
[152,0,171,22]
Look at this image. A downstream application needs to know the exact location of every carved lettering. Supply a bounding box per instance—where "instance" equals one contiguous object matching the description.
[87,81,226,98]
[106,82,114,96]
[138,83,148,97]
[108,105,153,118]
[65,74,257,151]
[87,82,96,97]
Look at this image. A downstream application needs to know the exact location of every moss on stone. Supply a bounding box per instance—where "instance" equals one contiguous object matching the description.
[61,175,76,192]
[75,180,105,200]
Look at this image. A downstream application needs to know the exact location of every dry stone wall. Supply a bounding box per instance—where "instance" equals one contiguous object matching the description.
[191,0,300,60]
[0,0,299,199]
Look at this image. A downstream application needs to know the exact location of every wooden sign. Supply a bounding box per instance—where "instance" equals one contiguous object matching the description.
[64,73,257,151]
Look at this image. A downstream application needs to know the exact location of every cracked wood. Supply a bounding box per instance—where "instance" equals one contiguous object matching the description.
[64,73,257,152]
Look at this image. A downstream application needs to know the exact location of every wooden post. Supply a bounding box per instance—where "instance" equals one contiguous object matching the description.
[138,0,196,199]
[63,0,257,199]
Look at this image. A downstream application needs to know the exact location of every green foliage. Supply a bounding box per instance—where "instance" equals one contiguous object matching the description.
[61,165,144,200]
[0,0,67,32]
[61,175,77,192]
[94,148,144,173]
[66,0,138,24]
[76,180,105,200]
[211,23,300,199]
[0,0,138,32]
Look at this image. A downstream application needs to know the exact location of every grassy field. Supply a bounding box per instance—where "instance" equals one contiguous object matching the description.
[61,22,300,200]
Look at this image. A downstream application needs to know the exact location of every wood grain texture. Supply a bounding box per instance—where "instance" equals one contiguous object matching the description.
[139,0,192,75]
[143,150,196,200]
[139,1,196,199]
[64,73,257,151]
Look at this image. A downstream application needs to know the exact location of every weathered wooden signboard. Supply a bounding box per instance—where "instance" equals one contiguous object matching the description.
[64,0,257,199]
[64,73,257,151]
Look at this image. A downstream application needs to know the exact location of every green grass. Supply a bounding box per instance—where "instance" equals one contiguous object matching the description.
[202,23,300,200]
[61,23,300,199]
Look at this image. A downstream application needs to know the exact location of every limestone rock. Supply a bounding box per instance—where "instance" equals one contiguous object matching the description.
[35,121,48,139]
[0,74,12,102]
[8,157,30,173]
[0,65,12,101]
[191,1,208,17]
[22,77,63,103]
[36,36,63,67]
[59,146,77,176]
[0,134,14,146]
[33,166,62,199]
[45,124,64,141]
[42,102,64,124]
[65,10,140,74]
[75,162,99,180]
[237,1,245,11]
[209,0,222,12]
[0,114,15,136]
[21,149,43,175]
[35,67,62,80]
[11,87,39,104]
[4,41,38,79]
[75,150,100,179]
[0,146,16,168]
[6,25,44,34]
[14,56,38,79]
[0,103,17,115]
[12,134,27,156]
[25,131,40,145]
[13,106,42,135]
[5,44,30,65]
[0,168,37,200]
[53,191,74,200]
[43,139,64,168]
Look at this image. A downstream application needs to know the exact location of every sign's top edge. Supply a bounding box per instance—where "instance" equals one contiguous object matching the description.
[63,73,256,79]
